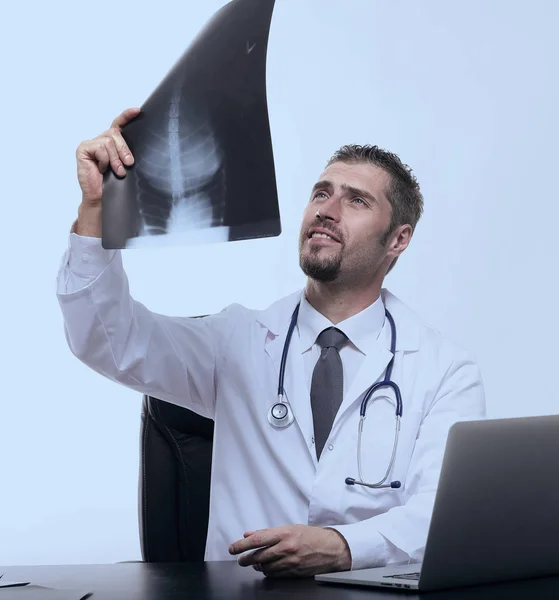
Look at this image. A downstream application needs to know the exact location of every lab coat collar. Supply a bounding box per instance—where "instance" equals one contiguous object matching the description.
[255,288,420,352]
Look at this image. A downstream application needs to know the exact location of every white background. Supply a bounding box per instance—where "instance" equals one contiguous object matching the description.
[1,0,558,565]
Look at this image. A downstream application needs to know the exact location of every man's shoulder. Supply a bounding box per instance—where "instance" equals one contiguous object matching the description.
[382,288,477,363]
[204,289,302,334]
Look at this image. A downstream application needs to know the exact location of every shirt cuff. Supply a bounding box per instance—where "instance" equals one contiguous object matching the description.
[66,233,117,278]
[326,523,408,571]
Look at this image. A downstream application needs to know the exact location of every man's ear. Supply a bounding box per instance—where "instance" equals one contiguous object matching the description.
[385,225,413,275]
[392,224,413,256]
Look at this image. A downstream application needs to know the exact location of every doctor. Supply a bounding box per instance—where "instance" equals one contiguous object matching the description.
[56,108,485,578]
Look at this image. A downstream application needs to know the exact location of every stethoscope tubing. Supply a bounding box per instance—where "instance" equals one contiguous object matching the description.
[270,302,403,489]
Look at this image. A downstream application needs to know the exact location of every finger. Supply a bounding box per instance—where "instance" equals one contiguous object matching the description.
[100,136,127,177]
[229,529,282,556]
[243,531,256,538]
[110,107,141,131]
[92,144,110,175]
[229,530,281,555]
[237,543,286,567]
[107,128,134,166]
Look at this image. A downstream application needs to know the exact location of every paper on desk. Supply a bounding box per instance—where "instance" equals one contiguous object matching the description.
[0,580,30,587]
[0,585,91,599]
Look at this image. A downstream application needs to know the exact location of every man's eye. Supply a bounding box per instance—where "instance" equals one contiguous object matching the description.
[314,192,327,199]
[352,197,365,205]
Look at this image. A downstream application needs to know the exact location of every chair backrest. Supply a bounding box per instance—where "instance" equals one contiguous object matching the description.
[138,394,214,562]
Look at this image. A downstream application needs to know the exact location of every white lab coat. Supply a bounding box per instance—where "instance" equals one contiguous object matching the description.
[56,235,486,570]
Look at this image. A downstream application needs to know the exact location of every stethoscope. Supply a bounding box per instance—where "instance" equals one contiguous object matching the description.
[267,303,403,489]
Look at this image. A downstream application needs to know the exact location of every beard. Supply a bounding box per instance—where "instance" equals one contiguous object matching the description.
[299,239,343,282]
[300,251,342,282]
[298,218,345,282]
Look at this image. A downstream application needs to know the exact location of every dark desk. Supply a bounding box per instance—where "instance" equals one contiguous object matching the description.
[2,561,559,600]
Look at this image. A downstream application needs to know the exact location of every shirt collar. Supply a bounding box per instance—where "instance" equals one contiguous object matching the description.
[254,287,419,352]
[297,291,386,356]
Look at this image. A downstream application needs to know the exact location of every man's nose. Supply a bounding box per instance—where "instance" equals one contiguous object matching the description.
[318,195,342,222]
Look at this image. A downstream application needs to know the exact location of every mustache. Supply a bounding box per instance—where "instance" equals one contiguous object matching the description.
[307,218,344,243]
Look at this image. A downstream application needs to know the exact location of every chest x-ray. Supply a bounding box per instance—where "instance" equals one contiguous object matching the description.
[102,0,280,249]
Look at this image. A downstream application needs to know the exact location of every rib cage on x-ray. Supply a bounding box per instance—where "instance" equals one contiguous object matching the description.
[134,88,226,238]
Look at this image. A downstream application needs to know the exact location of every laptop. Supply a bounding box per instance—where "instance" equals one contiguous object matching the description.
[315,414,559,592]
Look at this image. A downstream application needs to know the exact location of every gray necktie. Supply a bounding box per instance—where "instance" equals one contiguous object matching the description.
[310,327,349,460]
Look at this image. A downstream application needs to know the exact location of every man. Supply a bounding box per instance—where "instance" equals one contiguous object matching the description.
[56,108,485,578]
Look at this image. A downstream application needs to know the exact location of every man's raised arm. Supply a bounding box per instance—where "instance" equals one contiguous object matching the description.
[56,108,232,419]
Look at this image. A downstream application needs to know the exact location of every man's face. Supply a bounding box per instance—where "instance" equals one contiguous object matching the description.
[298,161,395,284]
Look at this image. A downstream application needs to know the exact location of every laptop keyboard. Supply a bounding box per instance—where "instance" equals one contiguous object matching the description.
[383,572,421,580]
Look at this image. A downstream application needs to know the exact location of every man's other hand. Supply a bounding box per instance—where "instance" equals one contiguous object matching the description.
[228,524,351,578]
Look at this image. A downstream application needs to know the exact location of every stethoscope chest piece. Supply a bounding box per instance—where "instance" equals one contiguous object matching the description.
[267,400,294,428]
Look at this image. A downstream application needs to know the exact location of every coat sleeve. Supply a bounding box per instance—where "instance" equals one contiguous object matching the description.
[56,234,236,419]
[328,351,487,570]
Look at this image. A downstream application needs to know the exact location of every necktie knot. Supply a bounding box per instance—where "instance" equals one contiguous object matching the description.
[316,327,349,351]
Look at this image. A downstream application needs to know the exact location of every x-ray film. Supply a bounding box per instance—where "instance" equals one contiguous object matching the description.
[101,0,280,249]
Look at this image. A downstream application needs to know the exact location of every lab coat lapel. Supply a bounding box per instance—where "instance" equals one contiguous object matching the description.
[337,339,394,423]
[336,287,421,421]
[262,301,316,463]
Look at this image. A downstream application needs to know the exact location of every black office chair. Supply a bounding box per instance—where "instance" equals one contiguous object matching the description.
[137,394,214,562]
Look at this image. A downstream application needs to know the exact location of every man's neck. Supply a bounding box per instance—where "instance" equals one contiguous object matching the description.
[304,279,382,325]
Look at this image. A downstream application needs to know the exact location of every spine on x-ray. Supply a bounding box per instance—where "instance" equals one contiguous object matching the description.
[134,87,225,237]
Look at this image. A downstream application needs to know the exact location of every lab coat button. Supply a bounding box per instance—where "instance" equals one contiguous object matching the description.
[81,253,89,262]
[328,444,334,451]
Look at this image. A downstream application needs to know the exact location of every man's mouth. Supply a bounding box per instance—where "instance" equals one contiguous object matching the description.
[308,228,341,243]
